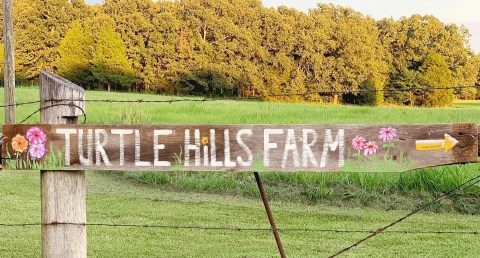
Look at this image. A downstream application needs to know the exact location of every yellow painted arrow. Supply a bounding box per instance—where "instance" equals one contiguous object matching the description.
[415,134,459,152]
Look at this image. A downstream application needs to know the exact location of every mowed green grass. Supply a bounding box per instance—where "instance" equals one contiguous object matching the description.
[1,87,480,257]
[1,171,479,257]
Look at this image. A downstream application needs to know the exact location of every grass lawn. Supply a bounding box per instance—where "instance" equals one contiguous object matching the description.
[1,170,479,257]
[451,100,480,109]
[1,87,480,256]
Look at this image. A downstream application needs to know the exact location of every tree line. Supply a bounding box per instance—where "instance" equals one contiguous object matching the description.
[1,0,479,106]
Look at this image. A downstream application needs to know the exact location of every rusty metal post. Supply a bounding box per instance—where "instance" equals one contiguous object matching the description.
[254,172,286,258]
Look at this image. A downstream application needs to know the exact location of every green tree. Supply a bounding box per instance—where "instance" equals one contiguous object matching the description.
[358,76,385,106]
[310,4,387,104]
[276,7,314,100]
[173,0,264,97]
[254,7,295,98]
[14,0,78,79]
[439,24,478,93]
[91,26,136,91]
[418,52,454,107]
[458,51,479,99]
[177,67,234,96]
[55,20,94,87]
[379,15,478,104]
[103,0,159,91]
[5,0,478,104]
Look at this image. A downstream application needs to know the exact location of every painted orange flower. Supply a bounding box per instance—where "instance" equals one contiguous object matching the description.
[201,136,209,145]
[12,134,28,153]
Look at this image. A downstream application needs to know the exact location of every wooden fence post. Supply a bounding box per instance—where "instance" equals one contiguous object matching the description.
[39,71,86,258]
[3,0,16,124]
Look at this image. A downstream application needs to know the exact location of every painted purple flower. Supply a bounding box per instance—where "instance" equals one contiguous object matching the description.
[363,141,378,156]
[29,143,47,159]
[378,127,397,142]
[352,135,367,151]
[26,126,47,144]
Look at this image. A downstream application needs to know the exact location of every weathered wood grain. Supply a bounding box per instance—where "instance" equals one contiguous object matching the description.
[39,71,85,118]
[477,124,480,157]
[3,0,15,124]
[39,71,86,258]
[2,123,477,173]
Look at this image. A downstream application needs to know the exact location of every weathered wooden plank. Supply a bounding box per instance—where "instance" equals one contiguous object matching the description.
[477,124,480,156]
[39,71,86,258]
[2,123,477,172]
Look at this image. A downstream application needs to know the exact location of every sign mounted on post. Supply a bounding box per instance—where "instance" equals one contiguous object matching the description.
[2,123,477,172]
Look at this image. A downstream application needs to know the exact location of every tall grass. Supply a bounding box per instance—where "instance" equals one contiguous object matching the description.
[2,87,480,126]
[129,164,480,195]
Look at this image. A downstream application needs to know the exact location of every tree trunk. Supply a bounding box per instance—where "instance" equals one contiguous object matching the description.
[409,91,413,107]
[332,94,339,105]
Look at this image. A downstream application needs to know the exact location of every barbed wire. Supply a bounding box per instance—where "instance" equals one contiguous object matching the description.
[266,85,480,98]
[1,85,480,256]
[328,173,480,258]
[0,222,478,235]
[1,85,479,108]
[17,103,87,124]
[0,100,42,108]
[1,174,479,238]
[0,103,86,163]
[1,171,478,241]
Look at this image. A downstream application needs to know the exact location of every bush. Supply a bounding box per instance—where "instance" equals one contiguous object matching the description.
[416,89,455,107]
[342,78,384,106]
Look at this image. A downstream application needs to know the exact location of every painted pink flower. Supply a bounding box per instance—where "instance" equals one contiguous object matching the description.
[26,126,47,144]
[363,141,378,156]
[378,127,397,142]
[29,143,47,159]
[352,135,367,151]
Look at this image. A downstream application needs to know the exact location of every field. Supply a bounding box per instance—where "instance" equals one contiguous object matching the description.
[1,87,480,257]
[1,171,479,257]
[4,87,480,125]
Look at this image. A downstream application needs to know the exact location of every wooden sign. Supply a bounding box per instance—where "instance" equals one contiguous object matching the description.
[1,124,478,172]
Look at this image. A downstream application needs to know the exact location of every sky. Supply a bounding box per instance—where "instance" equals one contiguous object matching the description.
[85,0,480,53]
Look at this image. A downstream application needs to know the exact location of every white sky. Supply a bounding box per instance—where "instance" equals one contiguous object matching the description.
[85,0,480,53]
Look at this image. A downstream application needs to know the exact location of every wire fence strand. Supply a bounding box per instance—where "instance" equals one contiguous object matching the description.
[0,222,478,235]
[1,85,480,256]
[1,85,479,108]
[17,103,87,124]
[328,173,480,258]
[1,174,479,239]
